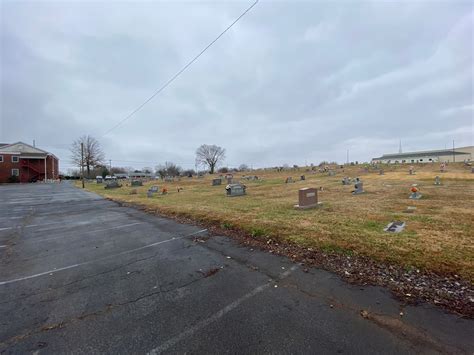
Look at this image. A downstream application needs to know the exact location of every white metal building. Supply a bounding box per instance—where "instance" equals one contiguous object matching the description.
[371,146,474,164]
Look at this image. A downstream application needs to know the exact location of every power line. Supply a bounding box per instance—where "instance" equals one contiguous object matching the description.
[101,0,259,137]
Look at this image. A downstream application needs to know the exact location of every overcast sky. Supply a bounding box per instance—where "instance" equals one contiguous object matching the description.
[1,0,472,171]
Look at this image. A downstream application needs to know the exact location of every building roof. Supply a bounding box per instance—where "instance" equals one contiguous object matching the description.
[0,142,58,159]
[372,147,473,160]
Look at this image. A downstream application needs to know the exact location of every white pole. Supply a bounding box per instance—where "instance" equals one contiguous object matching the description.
[44,156,47,181]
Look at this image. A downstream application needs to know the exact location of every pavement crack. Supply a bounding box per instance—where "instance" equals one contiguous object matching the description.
[282,281,460,354]
[193,239,284,281]
[0,250,165,306]
[0,274,211,349]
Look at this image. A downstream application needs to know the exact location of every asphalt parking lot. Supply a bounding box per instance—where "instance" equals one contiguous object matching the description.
[0,182,473,354]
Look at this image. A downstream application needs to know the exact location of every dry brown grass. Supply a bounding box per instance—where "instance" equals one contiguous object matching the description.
[80,163,474,280]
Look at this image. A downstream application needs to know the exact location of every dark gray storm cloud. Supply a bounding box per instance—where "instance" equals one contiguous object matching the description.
[1,1,472,171]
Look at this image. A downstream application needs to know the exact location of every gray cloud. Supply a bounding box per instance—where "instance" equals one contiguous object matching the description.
[1,0,472,171]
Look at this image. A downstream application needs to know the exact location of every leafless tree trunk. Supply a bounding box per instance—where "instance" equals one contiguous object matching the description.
[195,144,225,174]
[70,135,105,178]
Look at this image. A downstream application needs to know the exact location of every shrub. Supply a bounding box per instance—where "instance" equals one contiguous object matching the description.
[8,175,19,183]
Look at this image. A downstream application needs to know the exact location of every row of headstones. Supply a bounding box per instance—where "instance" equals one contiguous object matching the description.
[105,174,443,200]
[409,164,450,175]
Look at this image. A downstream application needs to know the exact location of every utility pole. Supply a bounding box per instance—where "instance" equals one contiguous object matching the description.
[346,149,349,165]
[81,142,85,188]
[109,159,112,172]
[452,140,455,163]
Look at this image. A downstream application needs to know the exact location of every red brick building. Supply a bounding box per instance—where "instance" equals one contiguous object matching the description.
[0,142,59,183]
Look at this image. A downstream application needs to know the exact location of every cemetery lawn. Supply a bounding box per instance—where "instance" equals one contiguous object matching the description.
[79,163,474,282]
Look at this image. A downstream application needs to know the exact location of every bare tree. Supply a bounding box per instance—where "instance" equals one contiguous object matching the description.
[70,135,105,178]
[155,161,181,178]
[238,164,249,171]
[195,144,225,174]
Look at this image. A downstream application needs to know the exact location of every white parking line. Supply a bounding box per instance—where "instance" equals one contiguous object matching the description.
[0,229,207,286]
[0,221,63,231]
[33,222,142,243]
[147,266,297,355]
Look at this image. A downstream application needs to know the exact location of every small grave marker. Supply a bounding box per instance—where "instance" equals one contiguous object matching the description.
[147,185,159,198]
[403,206,416,213]
[440,163,446,173]
[212,178,222,186]
[434,176,441,185]
[352,178,364,194]
[300,175,305,181]
[328,171,336,176]
[379,169,384,175]
[226,183,246,197]
[131,180,143,187]
[294,187,322,209]
[384,221,406,233]
[409,185,422,199]
[104,181,121,189]
[409,166,415,175]
[285,177,294,183]
[342,177,351,185]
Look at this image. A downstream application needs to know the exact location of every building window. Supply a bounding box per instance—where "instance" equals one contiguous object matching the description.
[0,155,3,163]
[12,156,19,163]
[12,169,19,176]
